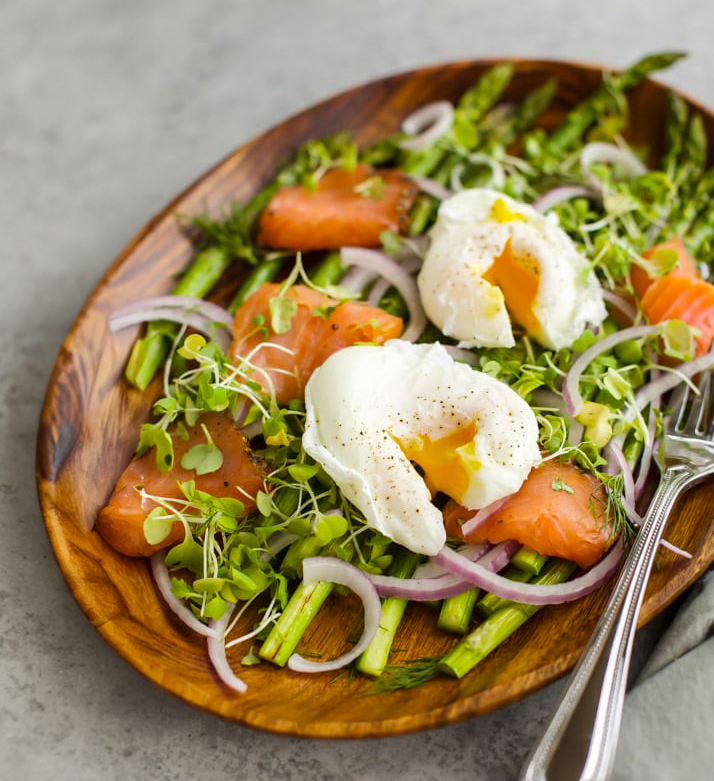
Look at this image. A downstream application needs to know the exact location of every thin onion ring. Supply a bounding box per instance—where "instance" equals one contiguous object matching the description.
[150,552,218,639]
[399,100,454,151]
[432,540,624,605]
[286,557,382,673]
[340,247,427,342]
[207,606,247,693]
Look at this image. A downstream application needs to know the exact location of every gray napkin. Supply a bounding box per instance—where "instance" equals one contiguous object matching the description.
[612,568,714,779]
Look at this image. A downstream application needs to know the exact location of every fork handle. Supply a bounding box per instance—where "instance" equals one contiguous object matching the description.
[519,467,693,781]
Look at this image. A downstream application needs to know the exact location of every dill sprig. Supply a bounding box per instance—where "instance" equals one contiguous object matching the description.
[364,656,443,693]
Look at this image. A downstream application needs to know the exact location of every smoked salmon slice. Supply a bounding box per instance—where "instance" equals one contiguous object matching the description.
[257,163,418,250]
[230,282,403,404]
[640,275,714,355]
[443,461,612,569]
[97,413,267,557]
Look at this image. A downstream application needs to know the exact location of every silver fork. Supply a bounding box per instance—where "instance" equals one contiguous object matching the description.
[520,367,714,781]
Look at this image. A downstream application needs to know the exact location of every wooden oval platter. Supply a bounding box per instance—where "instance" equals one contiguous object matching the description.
[36,58,714,738]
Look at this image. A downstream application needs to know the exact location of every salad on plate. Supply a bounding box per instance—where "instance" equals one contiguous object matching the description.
[93,51,714,694]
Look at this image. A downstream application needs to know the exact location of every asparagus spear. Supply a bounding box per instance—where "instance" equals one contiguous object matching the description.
[544,52,686,156]
[228,256,285,313]
[510,545,549,575]
[439,560,577,678]
[259,578,334,666]
[356,549,421,677]
[661,91,689,181]
[437,586,480,635]
[500,78,557,149]
[124,246,232,389]
[309,250,345,288]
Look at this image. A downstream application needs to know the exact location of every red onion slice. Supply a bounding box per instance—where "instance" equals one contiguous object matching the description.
[632,353,714,415]
[580,142,647,193]
[432,540,624,605]
[259,531,299,562]
[564,324,661,416]
[109,297,233,352]
[367,256,422,306]
[340,247,427,342]
[605,440,636,510]
[413,542,490,579]
[532,185,593,213]
[110,295,234,326]
[460,494,513,537]
[399,100,454,151]
[634,408,658,500]
[369,541,516,601]
[659,540,693,560]
[601,289,638,324]
[150,553,218,639]
[207,606,247,693]
[286,557,382,673]
[239,420,263,439]
[409,175,452,201]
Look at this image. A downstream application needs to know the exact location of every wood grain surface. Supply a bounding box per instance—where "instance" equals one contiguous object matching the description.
[36,59,714,738]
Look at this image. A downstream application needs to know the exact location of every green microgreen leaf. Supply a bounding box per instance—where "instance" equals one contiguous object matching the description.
[170,577,194,600]
[314,512,349,544]
[177,333,207,359]
[287,463,320,482]
[143,507,175,545]
[202,596,227,619]
[575,401,613,449]
[241,646,262,666]
[256,491,273,517]
[138,424,174,472]
[661,319,696,360]
[180,442,224,475]
[269,296,298,334]
[551,477,575,494]
[165,537,204,575]
[379,229,403,256]
[193,577,225,594]
[354,174,386,199]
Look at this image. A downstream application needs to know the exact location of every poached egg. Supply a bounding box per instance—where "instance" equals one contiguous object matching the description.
[302,340,541,555]
[417,188,607,350]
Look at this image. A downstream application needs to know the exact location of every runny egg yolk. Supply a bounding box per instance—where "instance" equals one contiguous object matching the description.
[483,237,541,337]
[394,420,480,501]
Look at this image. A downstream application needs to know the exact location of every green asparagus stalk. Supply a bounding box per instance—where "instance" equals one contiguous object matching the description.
[545,51,685,156]
[124,246,231,389]
[228,257,285,313]
[510,545,549,575]
[309,251,345,288]
[500,78,557,149]
[408,194,438,236]
[439,560,577,678]
[437,586,480,635]
[259,579,334,666]
[674,114,707,195]
[457,62,515,130]
[661,91,690,180]
[356,549,421,677]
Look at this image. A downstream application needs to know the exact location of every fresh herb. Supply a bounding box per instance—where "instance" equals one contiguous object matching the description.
[551,478,575,494]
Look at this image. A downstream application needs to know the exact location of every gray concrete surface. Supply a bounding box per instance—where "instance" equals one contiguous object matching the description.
[3,1,714,779]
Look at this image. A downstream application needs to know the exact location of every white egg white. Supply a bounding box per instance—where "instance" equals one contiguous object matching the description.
[417,188,607,350]
[302,340,541,556]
